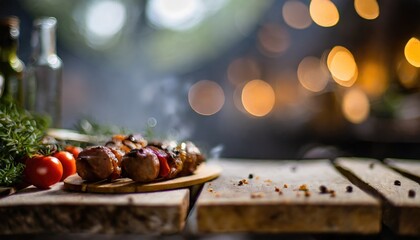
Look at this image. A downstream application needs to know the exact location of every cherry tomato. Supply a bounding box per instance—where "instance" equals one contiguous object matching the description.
[24,156,63,189]
[54,151,77,181]
[64,145,83,158]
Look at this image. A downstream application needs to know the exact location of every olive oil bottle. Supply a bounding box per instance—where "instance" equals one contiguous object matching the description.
[0,16,25,107]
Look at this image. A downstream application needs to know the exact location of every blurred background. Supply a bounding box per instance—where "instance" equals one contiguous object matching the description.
[1,0,420,160]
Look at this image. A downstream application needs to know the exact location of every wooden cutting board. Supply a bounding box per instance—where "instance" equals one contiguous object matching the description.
[64,163,221,193]
[0,183,189,234]
[196,159,381,234]
[335,158,420,236]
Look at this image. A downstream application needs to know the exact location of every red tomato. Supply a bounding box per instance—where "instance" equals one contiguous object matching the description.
[24,156,63,189]
[64,145,83,158]
[54,151,77,181]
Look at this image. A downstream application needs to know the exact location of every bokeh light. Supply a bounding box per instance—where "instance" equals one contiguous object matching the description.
[404,37,420,67]
[146,0,205,31]
[342,88,370,124]
[85,0,126,46]
[257,23,290,57]
[357,60,388,98]
[309,0,339,27]
[188,80,225,115]
[354,0,380,20]
[227,57,261,86]
[327,46,358,87]
[242,80,275,117]
[297,56,329,92]
[282,0,312,30]
[397,58,419,89]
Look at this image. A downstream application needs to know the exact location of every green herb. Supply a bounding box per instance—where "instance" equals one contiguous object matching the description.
[0,99,48,186]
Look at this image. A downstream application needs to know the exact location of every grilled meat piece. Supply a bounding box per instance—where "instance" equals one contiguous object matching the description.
[105,134,147,153]
[161,141,204,177]
[76,146,122,181]
[121,148,160,182]
[179,141,205,176]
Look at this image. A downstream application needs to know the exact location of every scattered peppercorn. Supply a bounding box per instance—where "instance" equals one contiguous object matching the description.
[330,190,336,198]
[394,180,401,186]
[346,186,353,193]
[275,187,283,195]
[208,188,214,193]
[248,173,254,179]
[319,185,328,194]
[284,184,288,188]
[238,179,249,186]
[304,191,311,197]
[408,190,416,198]
[369,163,375,169]
[291,166,297,172]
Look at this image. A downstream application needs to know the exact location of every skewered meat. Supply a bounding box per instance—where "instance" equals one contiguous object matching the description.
[76,134,205,183]
[76,146,122,181]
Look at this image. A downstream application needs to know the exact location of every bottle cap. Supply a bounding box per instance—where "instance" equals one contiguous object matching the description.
[33,17,57,29]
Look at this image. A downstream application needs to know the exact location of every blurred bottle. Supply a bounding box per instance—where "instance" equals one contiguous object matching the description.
[0,16,25,107]
[25,17,62,127]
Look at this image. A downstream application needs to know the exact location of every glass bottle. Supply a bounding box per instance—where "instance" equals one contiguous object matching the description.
[0,16,25,107]
[25,17,62,128]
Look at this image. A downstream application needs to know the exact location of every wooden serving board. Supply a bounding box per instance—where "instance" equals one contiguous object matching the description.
[335,158,420,236]
[0,183,189,234]
[196,159,381,234]
[64,163,221,193]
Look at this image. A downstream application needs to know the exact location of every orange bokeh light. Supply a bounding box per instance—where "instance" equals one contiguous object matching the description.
[342,88,370,124]
[357,60,388,98]
[309,0,339,27]
[297,56,329,92]
[188,80,225,116]
[241,80,276,117]
[405,37,420,67]
[354,0,380,20]
[327,46,358,87]
[257,23,290,57]
[283,0,312,29]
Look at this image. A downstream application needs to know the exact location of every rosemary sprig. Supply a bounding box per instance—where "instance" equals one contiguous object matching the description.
[0,99,48,186]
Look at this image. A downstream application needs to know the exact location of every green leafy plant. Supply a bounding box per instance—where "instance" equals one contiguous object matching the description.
[0,99,48,186]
